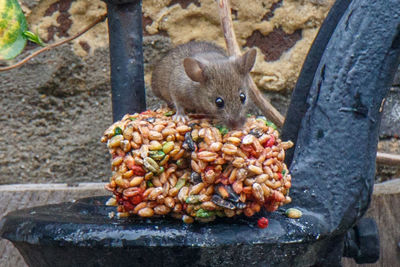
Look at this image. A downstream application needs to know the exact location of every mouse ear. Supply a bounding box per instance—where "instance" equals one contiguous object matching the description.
[183,58,206,83]
[237,48,257,74]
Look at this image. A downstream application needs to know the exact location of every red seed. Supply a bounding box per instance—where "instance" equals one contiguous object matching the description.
[240,144,253,154]
[123,200,135,211]
[277,173,283,180]
[257,217,269,229]
[132,165,145,176]
[124,187,143,197]
[125,156,135,170]
[265,135,275,148]
[241,144,259,157]
[130,195,142,205]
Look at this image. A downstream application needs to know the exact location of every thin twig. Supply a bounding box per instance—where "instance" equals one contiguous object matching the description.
[0,14,107,72]
[377,152,400,166]
[216,0,285,127]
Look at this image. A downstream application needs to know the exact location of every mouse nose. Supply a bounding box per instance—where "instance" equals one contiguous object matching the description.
[227,117,246,130]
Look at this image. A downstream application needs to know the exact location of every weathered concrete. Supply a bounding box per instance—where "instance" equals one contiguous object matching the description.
[0,46,113,185]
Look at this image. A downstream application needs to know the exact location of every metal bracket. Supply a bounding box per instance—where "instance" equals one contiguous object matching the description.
[343,217,380,264]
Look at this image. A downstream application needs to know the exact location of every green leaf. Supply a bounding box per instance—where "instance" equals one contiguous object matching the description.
[23,30,45,46]
[0,0,28,60]
[216,125,229,136]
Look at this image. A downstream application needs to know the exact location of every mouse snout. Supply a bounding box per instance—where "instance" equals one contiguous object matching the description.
[226,116,246,130]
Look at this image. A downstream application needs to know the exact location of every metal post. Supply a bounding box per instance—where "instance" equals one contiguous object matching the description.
[105,0,146,122]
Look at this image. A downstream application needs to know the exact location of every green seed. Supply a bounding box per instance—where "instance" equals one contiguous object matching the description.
[175,178,186,190]
[162,141,174,154]
[266,121,277,130]
[143,157,159,173]
[114,127,123,136]
[129,117,137,121]
[146,181,154,187]
[216,125,229,136]
[256,116,277,130]
[285,208,302,219]
[164,111,175,117]
[158,166,164,174]
[196,208,215,218]
[282,169,286,176]
[149,150,165,161]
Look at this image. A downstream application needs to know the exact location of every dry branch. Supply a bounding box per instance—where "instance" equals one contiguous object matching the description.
[216,0,285,127]
[377,152,400,166]
[0,14,107,72]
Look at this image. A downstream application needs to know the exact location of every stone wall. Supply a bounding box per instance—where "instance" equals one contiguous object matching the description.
[20,0,335,91]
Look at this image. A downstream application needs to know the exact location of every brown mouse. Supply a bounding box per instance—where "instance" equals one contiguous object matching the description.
[151,41,256,129]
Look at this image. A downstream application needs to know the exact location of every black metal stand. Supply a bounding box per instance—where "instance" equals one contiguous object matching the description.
[106,0,146,121]
[281,0,351,165]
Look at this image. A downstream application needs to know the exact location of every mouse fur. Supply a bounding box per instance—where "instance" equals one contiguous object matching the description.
[151,41,256,129]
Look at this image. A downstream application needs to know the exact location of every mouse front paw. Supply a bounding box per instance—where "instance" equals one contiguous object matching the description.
[172,105,189,123]
[172,114,189,123]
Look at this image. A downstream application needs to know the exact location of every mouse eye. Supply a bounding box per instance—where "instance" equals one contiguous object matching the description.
[240,93,246,104]
[215,97,225,109]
